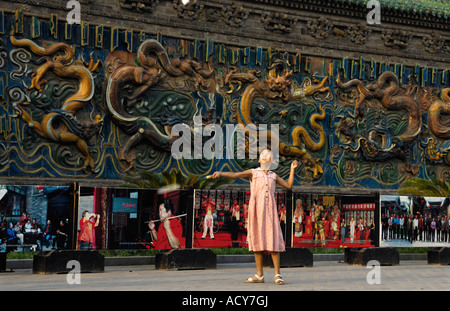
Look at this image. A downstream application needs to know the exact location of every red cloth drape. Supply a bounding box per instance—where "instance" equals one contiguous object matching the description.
[92,187,107,250]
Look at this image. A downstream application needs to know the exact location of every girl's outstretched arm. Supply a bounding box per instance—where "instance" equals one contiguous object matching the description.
[212,169,253,179]
[276,160,298,189]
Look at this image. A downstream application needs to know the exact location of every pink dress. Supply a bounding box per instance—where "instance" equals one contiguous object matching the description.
[247,168,285,252]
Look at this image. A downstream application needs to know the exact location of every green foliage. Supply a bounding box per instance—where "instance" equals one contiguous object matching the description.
[120,168,234,190]
[398,177,450,197]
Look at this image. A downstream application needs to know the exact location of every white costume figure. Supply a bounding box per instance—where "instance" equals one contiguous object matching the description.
[350,218,356,243]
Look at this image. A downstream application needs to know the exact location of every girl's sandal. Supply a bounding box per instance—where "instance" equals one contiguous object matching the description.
[244,274,264,283]
[274,274,285,285]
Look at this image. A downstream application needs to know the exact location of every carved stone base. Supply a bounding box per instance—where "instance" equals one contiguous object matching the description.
[428,247,450,265]
[0,252,6,272]
[263,248,313,268]
[33,250,105,274]
[155,248,216,270]
[344,248,399,266]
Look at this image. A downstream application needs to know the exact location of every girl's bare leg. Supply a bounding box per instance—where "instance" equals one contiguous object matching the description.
[271,252,284,284]
[254,251,264,278]
[270,252,280,275]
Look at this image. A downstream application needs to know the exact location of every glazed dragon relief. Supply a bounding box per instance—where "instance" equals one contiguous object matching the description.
[426,88,450,163]
[336,71,423,161]
[228,60,331,178]
[105,39,214,169]
[10,28,103,171]
[429,88,450,139]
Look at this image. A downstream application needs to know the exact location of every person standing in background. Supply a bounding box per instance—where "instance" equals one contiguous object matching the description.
[447,216,450,243]
[436,215,441,242]
[42,220,53,248]
[399,215,404,240]
[423,213,430,241]
[381,214,388,240]
[340,218,346,244]
[406,215,412,243]
[440,216,447,242]
[79,211,100,250]
[230,199,241,242]
[278,203,286,239]
[54,220,68,249]
[388,214,393,240]
[413,215,419,242]
[430,218,436,242]
[418,215,424,241]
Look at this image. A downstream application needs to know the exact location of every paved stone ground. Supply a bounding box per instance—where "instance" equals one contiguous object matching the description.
[1,261,448,291]
[381,239,449,248]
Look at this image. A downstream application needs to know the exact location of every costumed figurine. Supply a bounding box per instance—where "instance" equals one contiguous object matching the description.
[201,197,216,239]
[294,199,304,237]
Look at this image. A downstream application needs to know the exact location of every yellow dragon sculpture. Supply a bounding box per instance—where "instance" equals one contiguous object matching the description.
[427,88,450,163]
[235,60,329,178]
[10,28,102,171]
[429,88,450,139]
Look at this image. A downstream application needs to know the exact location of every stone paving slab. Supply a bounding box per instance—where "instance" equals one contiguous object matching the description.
[1,261,448,292]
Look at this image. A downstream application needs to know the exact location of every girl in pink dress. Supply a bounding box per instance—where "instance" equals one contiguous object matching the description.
[212,149,298,285]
